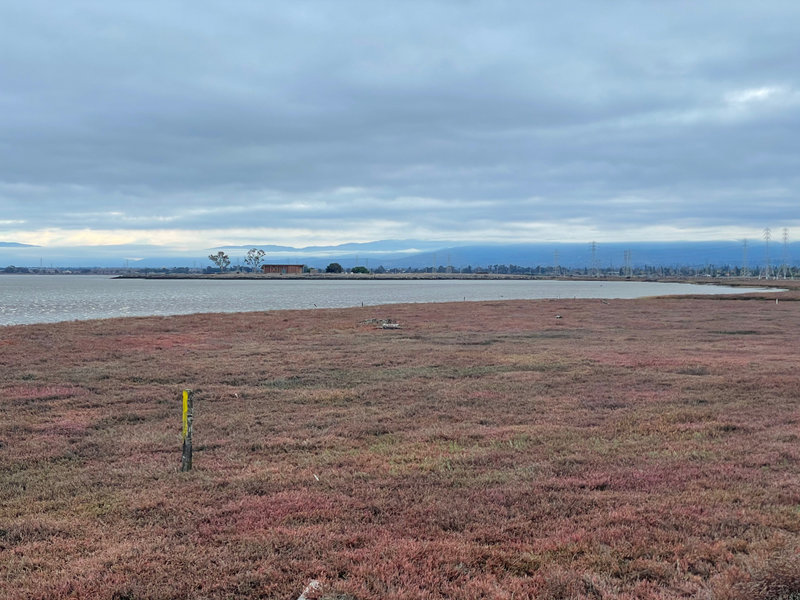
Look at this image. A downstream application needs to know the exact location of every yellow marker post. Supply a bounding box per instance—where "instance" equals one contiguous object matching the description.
[180,389,194,472]
[182,390,189,439]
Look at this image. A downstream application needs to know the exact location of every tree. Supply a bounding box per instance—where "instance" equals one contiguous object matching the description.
[325,262,343,273]
[244,248,266,272]
[351,266,369,274]
[208,251,231,272]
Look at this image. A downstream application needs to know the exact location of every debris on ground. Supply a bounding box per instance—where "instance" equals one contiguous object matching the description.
[297,580,321,600]
[359,318,401,329]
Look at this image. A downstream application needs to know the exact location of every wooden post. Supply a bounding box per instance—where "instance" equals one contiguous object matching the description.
[180,389,193,472]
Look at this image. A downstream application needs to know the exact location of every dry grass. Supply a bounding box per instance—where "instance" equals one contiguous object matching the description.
[1,291,799,599]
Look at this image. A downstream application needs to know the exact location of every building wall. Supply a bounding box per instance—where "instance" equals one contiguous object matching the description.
[261,264,304,274]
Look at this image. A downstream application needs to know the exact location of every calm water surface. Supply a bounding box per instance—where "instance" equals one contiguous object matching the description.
[0,275,775,326]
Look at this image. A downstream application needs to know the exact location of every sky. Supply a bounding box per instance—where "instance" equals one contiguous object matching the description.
[1,1,799,257]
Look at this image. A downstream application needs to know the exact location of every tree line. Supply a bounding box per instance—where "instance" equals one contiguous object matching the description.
[206,250,797,279]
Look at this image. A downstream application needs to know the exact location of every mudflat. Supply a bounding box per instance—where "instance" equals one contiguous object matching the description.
[1,289,799,599]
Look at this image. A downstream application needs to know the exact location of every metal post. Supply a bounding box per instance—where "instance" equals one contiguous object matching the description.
[180,390,194,472]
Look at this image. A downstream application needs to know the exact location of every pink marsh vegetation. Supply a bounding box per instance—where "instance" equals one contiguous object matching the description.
[1,286,799,599]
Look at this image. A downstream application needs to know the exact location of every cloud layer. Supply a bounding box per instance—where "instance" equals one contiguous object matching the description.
[1,1,798,250]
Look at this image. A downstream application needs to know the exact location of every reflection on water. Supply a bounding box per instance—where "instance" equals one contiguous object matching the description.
[0,275,775,326]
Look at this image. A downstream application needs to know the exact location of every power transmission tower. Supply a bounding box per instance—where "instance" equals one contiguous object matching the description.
[553,250,560,276]
[763,228,772,279]
[741,239,749,278]
[590,241,598,277]
[782,228,789,279]
[623,250,632,278]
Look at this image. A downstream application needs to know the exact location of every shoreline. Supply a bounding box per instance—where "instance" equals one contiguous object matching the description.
[112,271,795,286]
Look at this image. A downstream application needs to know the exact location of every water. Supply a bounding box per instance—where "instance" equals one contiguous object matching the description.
[0,275,776,326]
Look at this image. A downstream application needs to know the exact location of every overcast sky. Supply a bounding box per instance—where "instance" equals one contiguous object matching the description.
[1,1,798,252]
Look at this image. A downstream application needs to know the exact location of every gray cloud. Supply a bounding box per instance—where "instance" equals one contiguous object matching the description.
[1,1,799,248]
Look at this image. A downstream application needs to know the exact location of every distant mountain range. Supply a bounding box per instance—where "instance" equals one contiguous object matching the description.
[218,239,451,253]
[217,240,796,270]
[0,239,797,270]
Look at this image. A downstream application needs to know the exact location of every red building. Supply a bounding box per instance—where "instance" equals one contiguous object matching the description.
[261,264,304,274]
